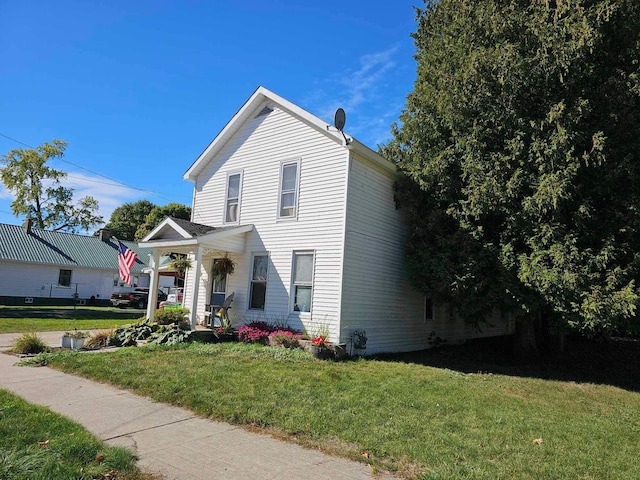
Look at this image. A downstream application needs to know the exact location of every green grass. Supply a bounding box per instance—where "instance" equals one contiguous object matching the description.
[0,389,155,479]
[0,306,143,333]
[44,342,640,479]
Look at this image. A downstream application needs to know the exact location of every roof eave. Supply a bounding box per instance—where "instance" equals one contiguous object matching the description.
[347,139,397,174]
[183,86,346,182]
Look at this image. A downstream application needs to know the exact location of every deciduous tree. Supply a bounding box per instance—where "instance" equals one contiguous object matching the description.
[105,200,156,240]
[1,140,103,233]
[134,202,191,241]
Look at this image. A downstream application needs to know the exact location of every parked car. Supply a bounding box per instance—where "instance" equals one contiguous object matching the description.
[159,287,184,309]
[166,287,184,304]
[110,288,167,309]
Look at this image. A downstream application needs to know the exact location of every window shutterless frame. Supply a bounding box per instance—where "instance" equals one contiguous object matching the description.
[277,159,301,220]
[223,171,243,224]
[58,269,72,287]
[291,251,315,313]
[248,253,269,310]
[425,297,435,321]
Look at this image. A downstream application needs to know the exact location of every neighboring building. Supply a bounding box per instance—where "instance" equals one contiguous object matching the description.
[0,220,161,306]
[140,87,512,354]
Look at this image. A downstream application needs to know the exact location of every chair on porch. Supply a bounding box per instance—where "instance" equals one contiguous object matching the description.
[204,292,235,328]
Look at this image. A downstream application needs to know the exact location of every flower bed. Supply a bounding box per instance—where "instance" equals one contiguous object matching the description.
[238,322,301,346]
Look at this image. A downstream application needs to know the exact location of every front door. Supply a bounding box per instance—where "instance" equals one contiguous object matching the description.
[211,261,227,306]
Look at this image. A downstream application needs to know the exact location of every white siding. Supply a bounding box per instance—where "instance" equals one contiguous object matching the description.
[341,155,512,354]
[341,155,428,354]
[0,261,149,301]
[190,105,349,339]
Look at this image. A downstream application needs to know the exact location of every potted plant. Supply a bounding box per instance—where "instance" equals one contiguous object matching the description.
[212,254,236,279]
[213,311,237,342]
[309,334,332,359]
[68,330,89,350]
[60,332,71,348]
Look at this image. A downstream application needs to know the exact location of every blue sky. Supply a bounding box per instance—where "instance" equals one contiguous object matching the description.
[0,0,419,231]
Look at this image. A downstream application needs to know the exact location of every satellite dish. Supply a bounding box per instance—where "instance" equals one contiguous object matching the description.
[334,108,346,132]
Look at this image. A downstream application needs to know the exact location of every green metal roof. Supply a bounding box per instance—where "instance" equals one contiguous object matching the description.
[0,223,150,273]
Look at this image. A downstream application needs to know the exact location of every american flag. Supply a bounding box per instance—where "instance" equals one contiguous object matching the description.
[118,241,137,286]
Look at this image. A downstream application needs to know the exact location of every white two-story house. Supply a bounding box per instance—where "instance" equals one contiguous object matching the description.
[140,87,511,354]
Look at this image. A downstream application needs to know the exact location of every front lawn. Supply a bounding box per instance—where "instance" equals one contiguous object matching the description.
[0,389,154,479]
[0,306,143,333]
[45,342,640,479]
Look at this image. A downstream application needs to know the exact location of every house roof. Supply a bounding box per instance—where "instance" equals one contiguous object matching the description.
[183,86,396,181]
[139,217,253,254]
[168,217,218,237]
[0,223,150,272]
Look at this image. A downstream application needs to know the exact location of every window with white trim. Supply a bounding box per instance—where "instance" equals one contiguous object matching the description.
[292,251,314,312]
[277,160,300,219]
[249,254,269,310]
[224,172,242,224]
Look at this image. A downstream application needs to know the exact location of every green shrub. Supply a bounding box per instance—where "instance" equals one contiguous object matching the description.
[154,308,189,325]
[12,333,50,354]
[148,324,195,345]
[109,320,160,347]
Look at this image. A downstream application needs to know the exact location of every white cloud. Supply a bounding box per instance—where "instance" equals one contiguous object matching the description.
[304,45,409,148]
[62,172,146,224]
[0,186,12,200]
[0,172,146,229]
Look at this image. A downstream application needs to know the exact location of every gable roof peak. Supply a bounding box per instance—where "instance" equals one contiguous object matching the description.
[184,86,394,181]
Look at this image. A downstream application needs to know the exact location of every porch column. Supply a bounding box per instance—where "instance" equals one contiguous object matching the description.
[188,246,203,329]
[146,249,161,320]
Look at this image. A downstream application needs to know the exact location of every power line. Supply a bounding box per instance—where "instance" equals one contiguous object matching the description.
[0,132,191,201]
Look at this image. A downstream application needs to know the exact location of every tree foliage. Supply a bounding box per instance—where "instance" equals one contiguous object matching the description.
[105,200,155,240]
[382,0,640,336]
[105,200,192,241]
[134,202,191,241]
[0,139,103,233]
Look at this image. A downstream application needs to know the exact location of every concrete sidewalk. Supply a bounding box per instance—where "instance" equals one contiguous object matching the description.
[0,330,69,350]
[0,336,392,479]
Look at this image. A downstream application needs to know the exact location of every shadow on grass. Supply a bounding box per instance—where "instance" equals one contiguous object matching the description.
[0,307,143,321]
[375,335,640,393]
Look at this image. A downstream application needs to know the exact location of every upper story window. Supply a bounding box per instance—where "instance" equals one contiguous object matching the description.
[224,172,242,224]
[278,159,301,219]
[58,269,72,287]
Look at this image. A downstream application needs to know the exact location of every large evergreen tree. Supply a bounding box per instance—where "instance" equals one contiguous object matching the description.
[382,0,640,352]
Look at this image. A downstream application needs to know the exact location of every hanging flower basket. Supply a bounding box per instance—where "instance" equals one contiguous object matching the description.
[213,254,236,279]
[169,255,192,278]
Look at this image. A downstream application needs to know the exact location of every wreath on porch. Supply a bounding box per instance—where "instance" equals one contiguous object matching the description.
[212,254,236,279]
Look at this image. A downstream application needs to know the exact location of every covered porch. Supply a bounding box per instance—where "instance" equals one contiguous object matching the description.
[138,217,253,328]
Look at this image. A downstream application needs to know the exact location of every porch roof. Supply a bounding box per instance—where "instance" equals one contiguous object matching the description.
[138,217,253,254]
